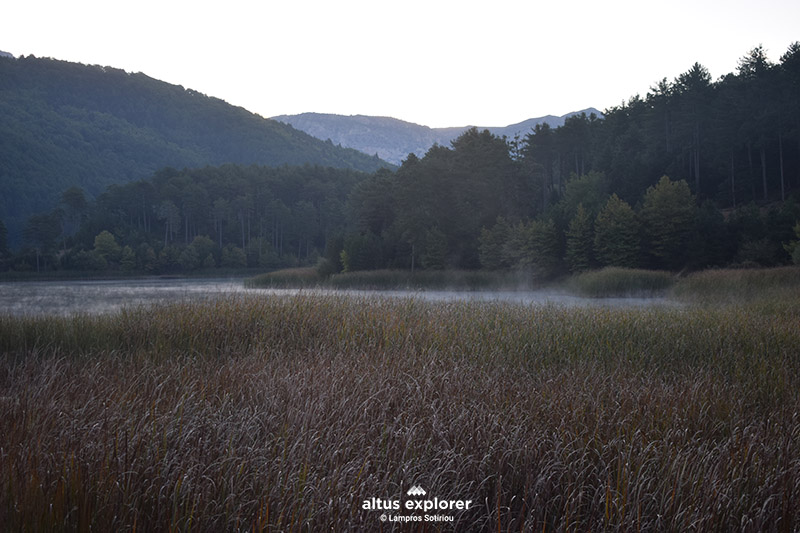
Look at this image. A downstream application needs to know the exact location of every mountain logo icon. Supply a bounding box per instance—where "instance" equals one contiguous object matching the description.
[406,485,426,497]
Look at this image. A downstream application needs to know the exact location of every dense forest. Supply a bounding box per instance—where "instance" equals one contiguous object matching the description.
[3,164,365,273]
[2,43,800,276]
[0,55,390,248]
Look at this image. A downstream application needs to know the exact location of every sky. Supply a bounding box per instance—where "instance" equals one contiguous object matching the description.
[2,0,799,128]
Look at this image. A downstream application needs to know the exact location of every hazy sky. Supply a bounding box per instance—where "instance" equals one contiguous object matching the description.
[2,0,798,127]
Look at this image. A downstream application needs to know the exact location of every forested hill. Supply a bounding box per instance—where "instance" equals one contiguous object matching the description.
[0,55,390,246]
[271,109,602,165]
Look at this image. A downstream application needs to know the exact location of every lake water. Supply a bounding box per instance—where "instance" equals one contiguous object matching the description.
[0,278,675,316]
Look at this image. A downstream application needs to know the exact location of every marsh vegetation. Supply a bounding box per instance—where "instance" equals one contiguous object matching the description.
[2,268,799,530]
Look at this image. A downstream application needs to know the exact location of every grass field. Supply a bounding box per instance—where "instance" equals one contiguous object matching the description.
[2,269,800,531]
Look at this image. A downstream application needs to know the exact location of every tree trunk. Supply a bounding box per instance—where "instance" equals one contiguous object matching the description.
[748,144,755,201]
[730,150,736,208]
[760,146,768,201]
[779,133,785,202]
[693,122,701,193]
[259,218,265,255]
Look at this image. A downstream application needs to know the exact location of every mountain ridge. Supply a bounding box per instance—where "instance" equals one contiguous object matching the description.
[272,108,603,165]
[0,55,391,247]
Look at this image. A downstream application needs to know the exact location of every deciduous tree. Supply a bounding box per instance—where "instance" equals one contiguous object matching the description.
[93,230,121,263]
[640,176,697,269]
[594,194,640,268]
[565,204,594,273]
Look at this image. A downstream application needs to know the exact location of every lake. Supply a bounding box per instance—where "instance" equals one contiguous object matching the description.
[0,277,675,316]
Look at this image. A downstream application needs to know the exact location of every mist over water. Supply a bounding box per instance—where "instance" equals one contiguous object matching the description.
[0,278,676,316]
[0,278,251,316]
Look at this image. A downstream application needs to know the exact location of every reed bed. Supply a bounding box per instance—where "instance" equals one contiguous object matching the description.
[325,270,536,291]
[1,294,799,531]
[247,268,538,291]
[672,265,800,306]
[568,267,677,298]
[246,267,322,288]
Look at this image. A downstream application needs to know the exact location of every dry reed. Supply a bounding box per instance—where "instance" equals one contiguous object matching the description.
[1,293,799,531]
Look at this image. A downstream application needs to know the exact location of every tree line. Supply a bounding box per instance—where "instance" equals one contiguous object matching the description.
[325,43,800,275]
[2,43,800,276]
[4,164,363,273]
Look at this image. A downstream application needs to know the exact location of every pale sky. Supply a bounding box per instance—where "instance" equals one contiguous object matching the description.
[2,0,798,128]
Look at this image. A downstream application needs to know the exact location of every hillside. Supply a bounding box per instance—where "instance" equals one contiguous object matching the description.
[0,55,390,247]
[271,108,603,165]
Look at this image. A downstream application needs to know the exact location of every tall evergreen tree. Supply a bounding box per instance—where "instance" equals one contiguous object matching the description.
[674,63,713,194]
[523,123,558,212]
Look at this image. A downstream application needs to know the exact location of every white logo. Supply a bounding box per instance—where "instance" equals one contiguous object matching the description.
[362,484,471,522]
[406,485,427,497]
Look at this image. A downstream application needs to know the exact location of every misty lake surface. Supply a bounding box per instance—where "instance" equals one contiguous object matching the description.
[0,278,676,316]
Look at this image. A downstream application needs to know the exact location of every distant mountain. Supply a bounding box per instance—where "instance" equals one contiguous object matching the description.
[272,108,603,165]
[487,109,604,140]
[0,55,391,247]
[0,51,14,59]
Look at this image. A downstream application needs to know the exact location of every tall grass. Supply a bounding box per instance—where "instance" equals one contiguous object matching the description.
[327,269,536,290]
[672,265,800,306]
[247,268,538,291]
[1,294,799,530]
[246,267,321,288]
[568,267,676,297]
